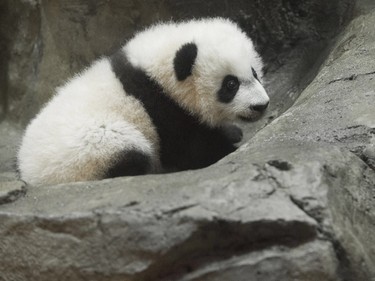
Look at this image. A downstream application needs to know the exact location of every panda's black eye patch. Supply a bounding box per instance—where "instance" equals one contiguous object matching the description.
[252,67,259,82]
[218,75,240,103]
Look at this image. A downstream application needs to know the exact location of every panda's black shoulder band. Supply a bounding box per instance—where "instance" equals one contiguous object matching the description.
[110,49,130,77]
[109,49,153,99]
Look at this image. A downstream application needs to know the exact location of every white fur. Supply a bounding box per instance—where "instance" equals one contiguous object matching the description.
[233,80,269,120]
[18,18,269,185]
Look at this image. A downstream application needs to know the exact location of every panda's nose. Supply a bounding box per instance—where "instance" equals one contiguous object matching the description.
[251,101,269,112]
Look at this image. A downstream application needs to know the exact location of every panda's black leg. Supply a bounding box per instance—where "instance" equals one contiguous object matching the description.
[220,124,243,144]
[106,150,152,178]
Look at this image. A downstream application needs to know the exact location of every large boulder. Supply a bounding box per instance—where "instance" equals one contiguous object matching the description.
[1,0,375,281]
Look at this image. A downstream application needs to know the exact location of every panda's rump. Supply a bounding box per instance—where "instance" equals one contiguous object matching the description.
[18,112,155,185]
[71,118,156,179]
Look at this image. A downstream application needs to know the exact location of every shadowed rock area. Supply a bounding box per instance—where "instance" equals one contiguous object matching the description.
[1,0,375,280]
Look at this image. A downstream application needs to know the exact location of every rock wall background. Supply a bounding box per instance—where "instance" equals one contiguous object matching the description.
[1,0,375,281]
[0,0,353,125]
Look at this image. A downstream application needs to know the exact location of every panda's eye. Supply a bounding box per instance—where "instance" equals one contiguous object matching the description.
[252,67,259,81]
[226,79,239,90]
[218,75,240,103]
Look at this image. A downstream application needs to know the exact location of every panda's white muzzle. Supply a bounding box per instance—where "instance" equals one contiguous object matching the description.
[234,80,269,121]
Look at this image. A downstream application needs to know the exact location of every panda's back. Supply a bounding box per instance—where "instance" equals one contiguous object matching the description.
[18,58,159,185]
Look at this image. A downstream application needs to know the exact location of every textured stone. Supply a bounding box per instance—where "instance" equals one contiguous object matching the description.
[241,8,375,279]
[180,241,339,281]
[2,0,375,281]
[0,121,22,175]
[0,180,25,205]
[0,0,353,128]
[1,139,374,280]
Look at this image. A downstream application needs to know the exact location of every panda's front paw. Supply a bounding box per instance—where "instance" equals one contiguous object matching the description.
[220,124,243,144]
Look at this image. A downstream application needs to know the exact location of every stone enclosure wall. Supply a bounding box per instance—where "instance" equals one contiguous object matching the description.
[1,0,375,280]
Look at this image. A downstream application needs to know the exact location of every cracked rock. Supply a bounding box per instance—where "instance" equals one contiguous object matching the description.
[0,180,25,205]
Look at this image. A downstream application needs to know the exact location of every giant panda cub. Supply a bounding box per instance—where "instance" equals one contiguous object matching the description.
[17,18,269,185]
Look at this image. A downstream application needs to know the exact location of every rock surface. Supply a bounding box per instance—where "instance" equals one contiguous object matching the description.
[1,0,375,281]
[0,0,353,127]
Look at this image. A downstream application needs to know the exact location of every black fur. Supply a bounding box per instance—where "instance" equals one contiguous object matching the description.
[252,67,260,83]
[217,75,240,103]
[173,43,198,81]
[107,150,151,178]
[252,101,269,112]
[220,124,243,144]
[110,50,236,172]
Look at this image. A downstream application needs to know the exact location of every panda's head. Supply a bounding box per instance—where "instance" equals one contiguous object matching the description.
[127,18,269,127]
[173,40,269,125]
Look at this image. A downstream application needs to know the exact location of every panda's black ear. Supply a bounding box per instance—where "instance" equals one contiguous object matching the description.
[173,43,198,81]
